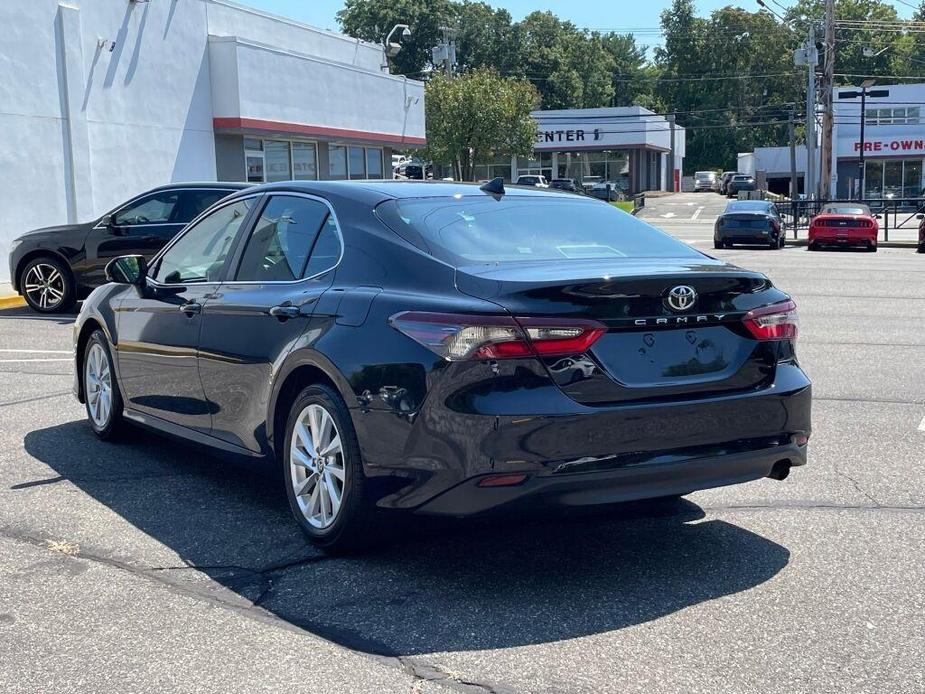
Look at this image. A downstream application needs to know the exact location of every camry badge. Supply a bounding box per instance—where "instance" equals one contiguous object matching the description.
[666,285,697,312]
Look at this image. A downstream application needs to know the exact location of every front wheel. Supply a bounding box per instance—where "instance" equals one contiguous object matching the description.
[82,330,126,439]
[283,384,372,552]
[20,256,75,313]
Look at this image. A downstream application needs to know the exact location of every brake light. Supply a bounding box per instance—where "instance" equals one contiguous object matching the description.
[742,300,798,341]
[389,312,606,361]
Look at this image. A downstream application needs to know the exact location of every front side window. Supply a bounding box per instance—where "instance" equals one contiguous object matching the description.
[378,196,700,265]
[235,196,331,282]
[152,198,254,284]
[113,191,180,226]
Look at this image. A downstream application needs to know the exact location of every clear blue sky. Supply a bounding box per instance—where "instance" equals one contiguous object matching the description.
[233,0,855,39]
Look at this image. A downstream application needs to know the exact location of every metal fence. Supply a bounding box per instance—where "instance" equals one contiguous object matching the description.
[774,197,925,241]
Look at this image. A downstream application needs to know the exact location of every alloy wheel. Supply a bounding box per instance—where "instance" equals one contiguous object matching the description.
[85,343,113,428]
[23,262,66,310]
[289,404,346,529]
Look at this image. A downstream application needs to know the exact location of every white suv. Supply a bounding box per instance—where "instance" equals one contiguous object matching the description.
[515,175,549,188]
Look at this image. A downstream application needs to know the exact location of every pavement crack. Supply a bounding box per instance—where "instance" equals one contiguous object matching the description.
[398,656,511,694]
[833,467,882,507]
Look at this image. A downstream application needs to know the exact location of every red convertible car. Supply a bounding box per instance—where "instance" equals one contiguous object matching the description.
[808,204,878,252]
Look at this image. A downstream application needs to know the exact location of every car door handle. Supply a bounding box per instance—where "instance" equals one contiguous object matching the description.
[269,304,301,320]
[179,301,202,315]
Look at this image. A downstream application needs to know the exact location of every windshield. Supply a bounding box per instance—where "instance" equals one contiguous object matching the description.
[822,205,870,216]
[376,196,701,265]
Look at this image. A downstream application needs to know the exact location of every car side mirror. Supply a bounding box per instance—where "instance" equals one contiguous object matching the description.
[875,214,882,219]
[105,213,117,227]
[105,255,147,286]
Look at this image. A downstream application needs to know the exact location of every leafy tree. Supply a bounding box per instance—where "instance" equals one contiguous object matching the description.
[454,1,521,75]
[601,33,651,107]
[423,68,539,181]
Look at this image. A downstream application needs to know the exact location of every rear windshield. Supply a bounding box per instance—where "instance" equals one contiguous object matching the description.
[727,201,772,213]
[822,205,870,216]
[376,196,701,265]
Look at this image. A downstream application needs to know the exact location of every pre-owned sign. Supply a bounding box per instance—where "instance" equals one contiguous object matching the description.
[853,139,925,153]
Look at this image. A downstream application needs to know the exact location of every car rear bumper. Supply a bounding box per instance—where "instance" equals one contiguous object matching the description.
[415,441,807,516]
[810,233,876,245]
[358,363,812,515]
[717,229,773,242]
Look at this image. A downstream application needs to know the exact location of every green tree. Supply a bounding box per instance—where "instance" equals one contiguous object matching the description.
[601,33,652,107]
[454,1,520,75]
[423,68,539,181]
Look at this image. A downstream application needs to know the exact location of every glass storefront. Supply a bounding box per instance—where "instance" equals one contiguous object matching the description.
[240,139,383,182]
[516,153,553,181]
[863,158,923,198]
[556,150,631,192]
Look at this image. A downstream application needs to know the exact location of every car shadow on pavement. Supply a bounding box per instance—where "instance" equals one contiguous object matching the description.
[23,420,790,656]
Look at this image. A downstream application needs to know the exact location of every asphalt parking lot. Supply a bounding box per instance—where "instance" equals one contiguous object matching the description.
[1,201,923,693]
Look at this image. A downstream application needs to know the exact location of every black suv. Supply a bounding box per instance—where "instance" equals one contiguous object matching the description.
[8,183,247,312]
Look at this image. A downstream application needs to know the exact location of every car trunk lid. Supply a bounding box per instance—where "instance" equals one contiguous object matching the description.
[456,258,790,404]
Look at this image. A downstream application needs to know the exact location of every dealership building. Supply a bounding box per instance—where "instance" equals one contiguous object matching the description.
[474,107,686,194]
[739,82,925,198]
[0,0,425,282]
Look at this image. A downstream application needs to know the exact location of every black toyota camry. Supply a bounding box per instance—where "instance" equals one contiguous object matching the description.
[73,180,812,551]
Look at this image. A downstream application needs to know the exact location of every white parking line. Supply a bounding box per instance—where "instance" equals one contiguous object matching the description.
[0,349,71,354]
[918,415,925,432]
[0,358,72,363]
[692,206,704,220]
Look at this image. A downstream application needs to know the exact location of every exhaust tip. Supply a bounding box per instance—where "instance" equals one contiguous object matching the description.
[768,460,792,481]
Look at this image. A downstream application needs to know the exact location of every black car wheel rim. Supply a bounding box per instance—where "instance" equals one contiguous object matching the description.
[23,263,65,309]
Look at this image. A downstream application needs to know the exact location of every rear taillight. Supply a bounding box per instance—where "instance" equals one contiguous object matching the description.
[742,300,798,341]
[389,312,606,361]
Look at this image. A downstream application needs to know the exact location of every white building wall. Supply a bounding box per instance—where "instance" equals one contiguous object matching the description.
[211,37,425,142]
[0,0,216,281]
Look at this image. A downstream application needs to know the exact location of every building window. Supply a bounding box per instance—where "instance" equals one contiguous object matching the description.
[242,139,318,183]
[367,148,383,178]
[330,143,384,180]
[329,145,348,180]
[865,107,920,125]
[863,157,923,198]
[245,139,264,183]
[349,146,366,180]
[292,142,317,180]
[265,141,292,182]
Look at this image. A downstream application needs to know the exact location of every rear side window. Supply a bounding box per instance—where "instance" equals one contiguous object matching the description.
[377,196,700,265]
[235,195,331,282]
[182,190,230,221]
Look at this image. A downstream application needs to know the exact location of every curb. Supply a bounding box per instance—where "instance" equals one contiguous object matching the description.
[0,294,26,309]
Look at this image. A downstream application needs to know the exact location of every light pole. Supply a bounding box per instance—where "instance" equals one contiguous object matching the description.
[837,79,889,198]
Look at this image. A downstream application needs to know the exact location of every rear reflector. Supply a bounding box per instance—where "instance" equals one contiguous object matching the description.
[742,300,798,341]
[477,473,528,487]
[389,312,606,361]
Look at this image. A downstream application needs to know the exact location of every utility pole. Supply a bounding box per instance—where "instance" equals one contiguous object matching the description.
[667,114,676,192]
[819,0,835,200]
[789,111,798,200]
[431,27,456,77]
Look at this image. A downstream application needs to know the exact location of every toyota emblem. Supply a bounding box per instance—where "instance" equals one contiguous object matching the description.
[666,285,697,312]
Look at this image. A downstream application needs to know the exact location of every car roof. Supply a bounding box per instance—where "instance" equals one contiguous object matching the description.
[232,179,576,203]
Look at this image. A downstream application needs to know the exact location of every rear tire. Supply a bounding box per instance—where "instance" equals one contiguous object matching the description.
[82,330,126,440]
[20,256,75,313]
[917,244,925,253]
[283,384,372,553]
[869,243,878,253]
[807,241,818,251]
[713,239,723,249]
